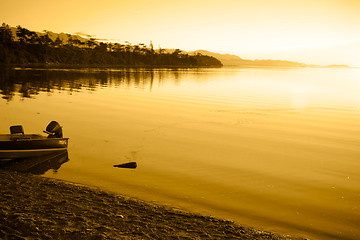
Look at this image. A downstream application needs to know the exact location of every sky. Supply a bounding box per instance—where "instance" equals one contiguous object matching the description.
[1,0,360,66]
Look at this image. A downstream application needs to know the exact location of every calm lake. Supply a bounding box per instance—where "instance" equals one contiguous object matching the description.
[1,67,359,239]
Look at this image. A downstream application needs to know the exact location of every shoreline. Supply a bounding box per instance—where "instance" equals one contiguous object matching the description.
[0,169,304,239]
[0,63,223,69]
[1,63,354,71]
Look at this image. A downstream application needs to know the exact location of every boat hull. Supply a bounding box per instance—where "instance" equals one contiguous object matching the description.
[0,135,69,159]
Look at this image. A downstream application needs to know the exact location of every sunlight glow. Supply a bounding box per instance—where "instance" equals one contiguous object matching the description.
[1,0,359,66]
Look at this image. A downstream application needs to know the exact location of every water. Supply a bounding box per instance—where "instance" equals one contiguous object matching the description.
[1,67,360,239]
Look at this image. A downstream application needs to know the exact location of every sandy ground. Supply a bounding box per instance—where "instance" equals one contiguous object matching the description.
[0,169,304,240]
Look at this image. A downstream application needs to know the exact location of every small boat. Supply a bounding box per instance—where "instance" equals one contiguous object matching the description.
[0,121,69,160]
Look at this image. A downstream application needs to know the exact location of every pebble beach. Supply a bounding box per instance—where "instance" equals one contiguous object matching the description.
[0,169,304,240]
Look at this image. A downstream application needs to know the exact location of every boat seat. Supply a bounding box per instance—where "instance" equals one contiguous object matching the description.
[10,125,25,140]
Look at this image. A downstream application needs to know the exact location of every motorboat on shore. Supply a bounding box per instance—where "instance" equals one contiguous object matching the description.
[0,121,68,160]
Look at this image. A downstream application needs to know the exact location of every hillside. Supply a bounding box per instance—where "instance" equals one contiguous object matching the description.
[2,24,349,68]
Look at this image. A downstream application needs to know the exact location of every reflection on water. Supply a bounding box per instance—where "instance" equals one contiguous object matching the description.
[0,67,209,101]
[1,67,360,240]
[0,151,69,174]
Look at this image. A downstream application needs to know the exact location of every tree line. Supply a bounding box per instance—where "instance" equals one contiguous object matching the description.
[0,23,222,67]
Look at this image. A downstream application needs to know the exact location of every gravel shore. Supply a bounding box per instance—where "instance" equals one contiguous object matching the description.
[0,169,304,239]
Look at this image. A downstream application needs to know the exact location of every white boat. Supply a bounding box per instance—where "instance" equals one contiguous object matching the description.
[0,121,69,160]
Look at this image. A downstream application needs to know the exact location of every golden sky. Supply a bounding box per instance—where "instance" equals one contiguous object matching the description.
[1,0,360,66]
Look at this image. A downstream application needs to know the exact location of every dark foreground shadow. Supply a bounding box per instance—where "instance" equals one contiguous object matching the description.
[0,150,69,174]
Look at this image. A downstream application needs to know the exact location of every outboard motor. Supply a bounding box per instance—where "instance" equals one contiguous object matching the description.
[44,121,63,138]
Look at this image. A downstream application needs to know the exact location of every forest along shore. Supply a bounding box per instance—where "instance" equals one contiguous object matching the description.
[0,170,304,239]
[0,24,223,68]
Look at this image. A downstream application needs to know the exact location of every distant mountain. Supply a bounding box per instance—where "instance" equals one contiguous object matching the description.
[190,50,309,67]
[9,27,90,44]
[190,50,352,68]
